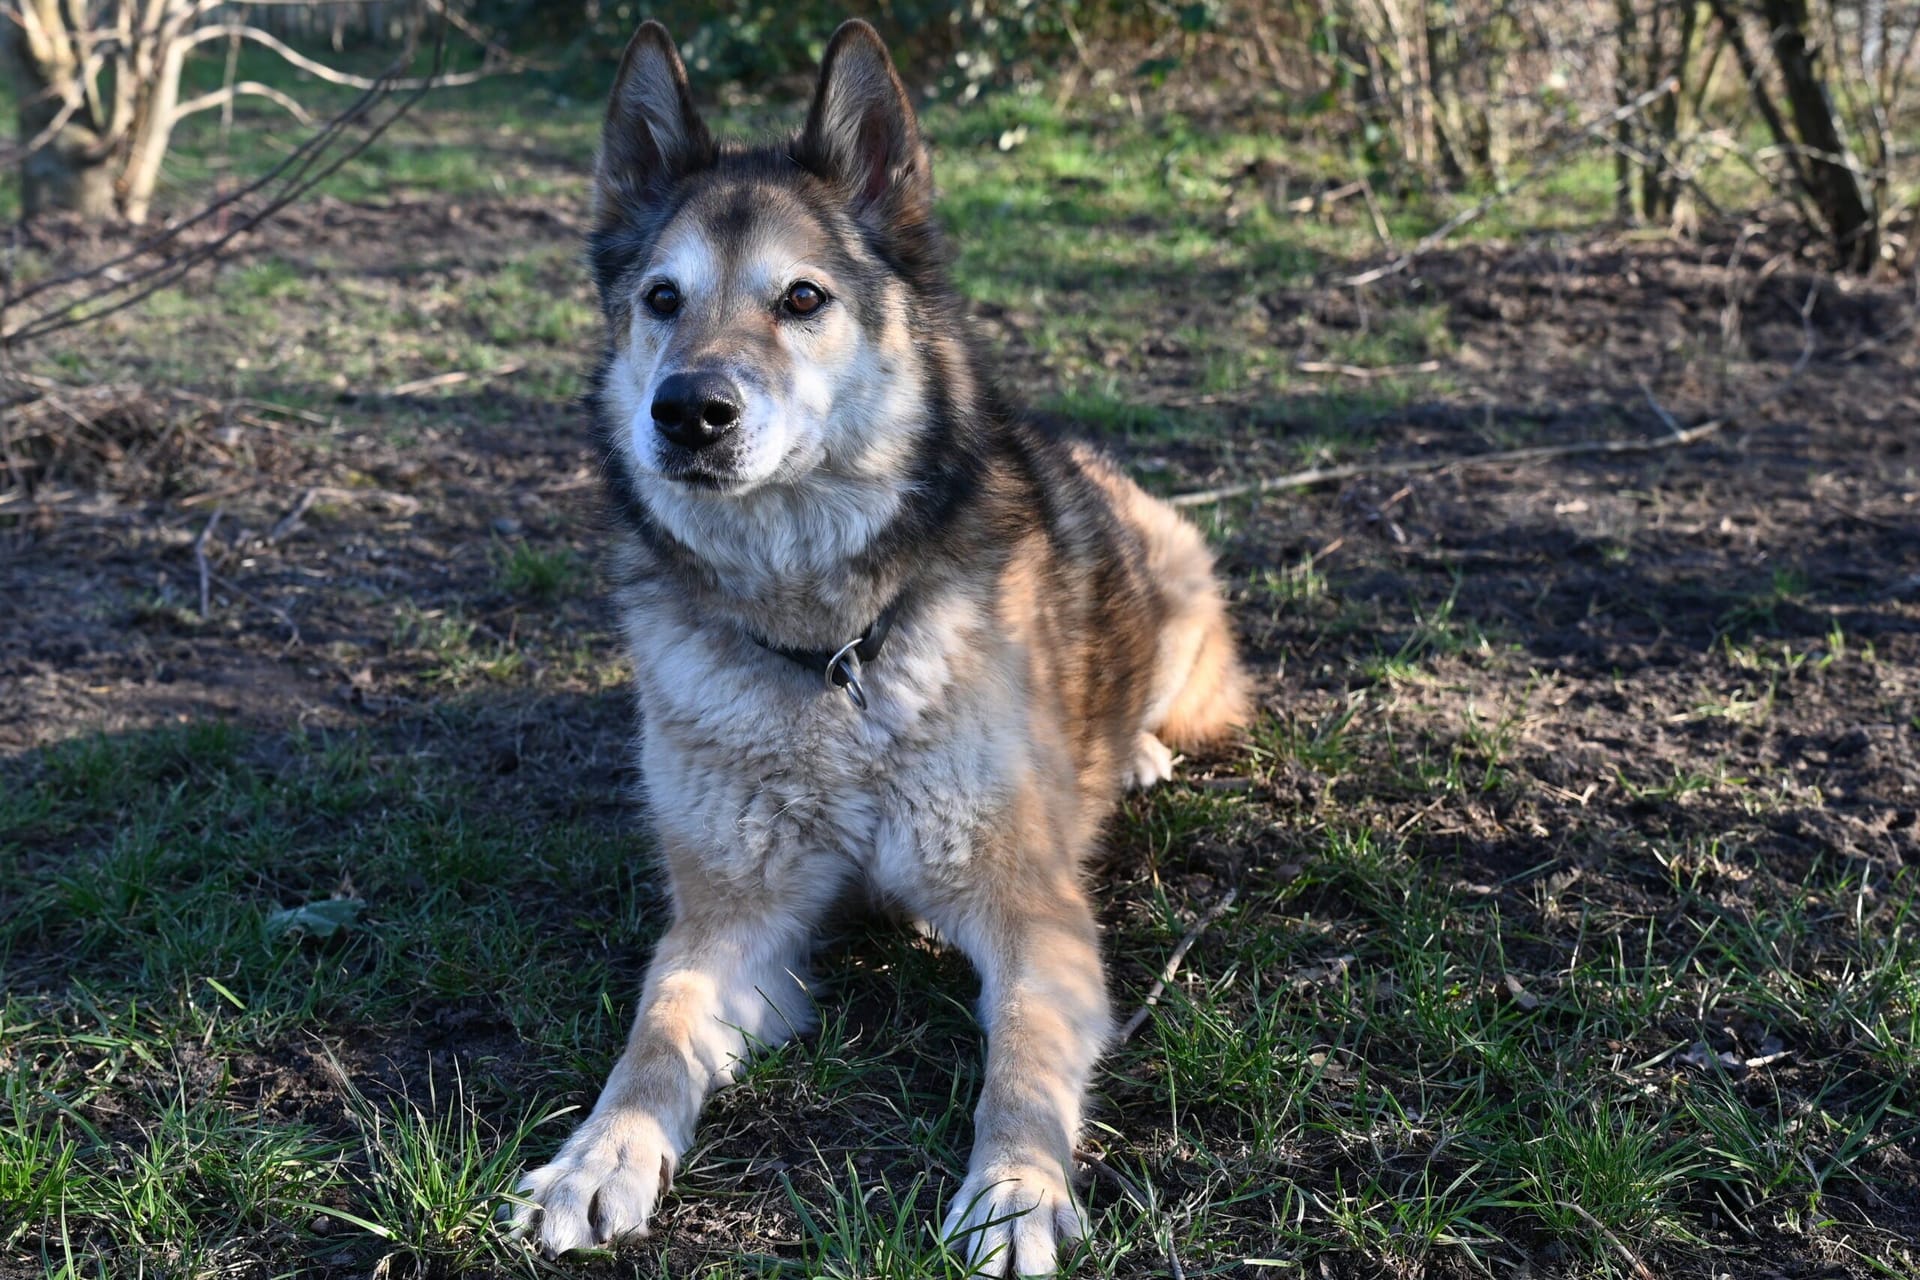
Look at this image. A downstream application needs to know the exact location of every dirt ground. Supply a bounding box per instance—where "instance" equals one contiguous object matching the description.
[7,210,1915,845]
[3,193,1918,1277]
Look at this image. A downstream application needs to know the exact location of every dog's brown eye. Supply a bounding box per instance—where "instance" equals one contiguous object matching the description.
[644,282,680,317]
[783,281,826,316]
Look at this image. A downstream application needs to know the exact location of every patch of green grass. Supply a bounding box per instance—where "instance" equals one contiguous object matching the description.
[0,723,652,1276]
[1098,816,1920,1276]
[6,672,1918,1279]
[1355,583,1497,685]
[1317,302,1456,369]
[392,605,526,685]
[1246,697,1366,778]
[1042,388,1185,439]
[1715,565,1814,639]
[347,1065,558,1276]
[1614,761,1746,803]
[491,540,586,602]
[1251,553,1331,611]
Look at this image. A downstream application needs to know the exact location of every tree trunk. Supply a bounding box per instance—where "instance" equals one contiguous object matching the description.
[18,115,118,221]
[5,7,117,219]
[1614,0,1638,223]
[1644,0,1698,222]
[1756,0,1878,268]
[120,36,189,225]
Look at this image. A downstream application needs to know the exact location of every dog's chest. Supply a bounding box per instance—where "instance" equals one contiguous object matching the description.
[625,598,1012,888]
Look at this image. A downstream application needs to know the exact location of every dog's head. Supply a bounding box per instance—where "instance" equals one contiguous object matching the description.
[589,21,950,508]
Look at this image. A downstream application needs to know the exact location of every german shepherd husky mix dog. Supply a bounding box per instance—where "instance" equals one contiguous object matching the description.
[508,19,1248,1275]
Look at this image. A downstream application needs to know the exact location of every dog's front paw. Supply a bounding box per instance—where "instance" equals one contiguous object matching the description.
[505,1112,676,1257]
[942,1157,1086,1277]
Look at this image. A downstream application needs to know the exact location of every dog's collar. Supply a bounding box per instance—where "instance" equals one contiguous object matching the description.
[749,597,902,712]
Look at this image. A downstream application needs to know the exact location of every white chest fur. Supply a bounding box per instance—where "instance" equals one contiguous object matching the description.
[620,589,1019,898]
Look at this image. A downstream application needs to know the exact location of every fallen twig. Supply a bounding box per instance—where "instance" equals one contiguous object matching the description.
[239,397,332,426]
[1168,418,1726,508]
[208,570,300,648]
[195,506,224,619]
[268,488,318,544]
[1637,379,1687,437]
[1558,1200,1657,1280]
[306,485,423,517]
[1358,175,1395,252]
[389,361,526,398]
[1287,180,1365,214]
[1296,359,1442,379]
[1117,888,1238,1043]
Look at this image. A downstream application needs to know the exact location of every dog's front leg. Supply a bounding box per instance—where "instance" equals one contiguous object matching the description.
[509,863,830,1256]
[937,883,1112,1277]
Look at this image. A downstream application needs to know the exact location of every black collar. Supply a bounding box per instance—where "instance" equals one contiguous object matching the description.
[748,597,902,712]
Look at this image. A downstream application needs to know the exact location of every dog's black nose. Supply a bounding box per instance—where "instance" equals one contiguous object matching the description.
[651,372,743,450]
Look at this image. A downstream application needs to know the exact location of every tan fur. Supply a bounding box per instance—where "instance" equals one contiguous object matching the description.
[509,19,1251,1276]
[1070,444,1251,751]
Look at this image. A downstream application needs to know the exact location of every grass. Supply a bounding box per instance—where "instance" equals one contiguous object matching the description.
[5,37,1919,1280]
[15,579,1904,1251]
[492,540,586,603]
[11,705,1911,1277]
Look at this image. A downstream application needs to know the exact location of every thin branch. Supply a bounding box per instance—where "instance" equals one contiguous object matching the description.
[0,39,125,165]
[1297,359,1442,379]
[208,568,300,647]
[1176,250,1861,512]
[267,487,318,544]
[1559,1201,1657,1280]
[1117,888,1238,1043]
[388,360,525,398]
[5,62,380,314]
[195,504,223,619]
[1637,378,1686,436]
[0,85,84,165]
[172,80,313,126]
[1168,418,1727,508]
[178,22,503,89]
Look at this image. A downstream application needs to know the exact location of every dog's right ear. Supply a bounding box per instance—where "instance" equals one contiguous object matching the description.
[596,22,712,212]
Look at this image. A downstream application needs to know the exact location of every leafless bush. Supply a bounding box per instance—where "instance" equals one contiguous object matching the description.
[3,0,511,224]
[0,9,476,500]
[1225,1,1918,269]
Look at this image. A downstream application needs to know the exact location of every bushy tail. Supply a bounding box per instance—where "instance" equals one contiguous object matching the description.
[1152,584,1250,749]
[1071,444,1251,749]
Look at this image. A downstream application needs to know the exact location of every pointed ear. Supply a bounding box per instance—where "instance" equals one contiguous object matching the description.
[596,22,712,211]
[797,21,930,223]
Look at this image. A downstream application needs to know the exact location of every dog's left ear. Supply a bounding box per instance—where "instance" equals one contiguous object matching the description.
[798,21,931,225]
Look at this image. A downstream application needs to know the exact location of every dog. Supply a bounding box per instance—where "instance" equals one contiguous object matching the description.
[507,19,1249,1276]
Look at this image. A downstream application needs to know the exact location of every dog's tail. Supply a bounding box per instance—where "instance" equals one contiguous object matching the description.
[1150,573,1250,749]
[1073,445,1251,749]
